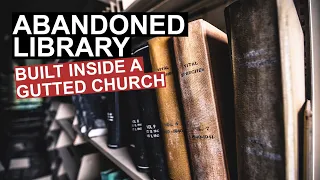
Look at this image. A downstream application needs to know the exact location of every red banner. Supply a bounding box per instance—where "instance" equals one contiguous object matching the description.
[14,57,166,99]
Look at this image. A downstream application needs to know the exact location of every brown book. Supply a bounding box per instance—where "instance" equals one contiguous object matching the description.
[304,100,312,180]
[148,37,192,180]
[173,19,235,180]
[225,0,305,179]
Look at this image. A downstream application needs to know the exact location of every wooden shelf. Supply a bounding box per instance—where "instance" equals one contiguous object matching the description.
[48,120,60,132]
[54,103,150,180]
[58,163,67,177]
[33,175,52,180]
[90,136,150,180]
[77,153,104,180]
[73,135,87,146]
[56,131,72,149]
[72,117,150,180]
[56,119,76,140]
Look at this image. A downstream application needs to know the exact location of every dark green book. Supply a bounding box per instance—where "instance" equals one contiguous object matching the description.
[225,0,305,179]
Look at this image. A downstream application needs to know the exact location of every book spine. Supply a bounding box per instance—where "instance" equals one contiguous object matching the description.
[106,92,122,148]
[173,20,228,180]
[85,94,108,137]
[71,95,81,123]
[126,90,150,172]
[133,44,169,180]
[148,37,192,180]
[72,95,87,133]
[225,1,286,179]
[81,95,93,135]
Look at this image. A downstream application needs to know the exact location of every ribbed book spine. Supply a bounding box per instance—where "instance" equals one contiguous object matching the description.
[132,44,169,180]
[173,19,230,180]
[225,0,305,179]
[149,37,192,180]
[225,1,285,179]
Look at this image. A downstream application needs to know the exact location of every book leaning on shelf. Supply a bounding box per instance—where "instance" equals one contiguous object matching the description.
[84,93,109,137]
[72,95,87,134]
[148,37,192,180]
[173,19,236,180]
[132,43,169,180]
[225,0,305,179]
[126,89,150,173]
[72,93,108,137]
[106,92,130,148]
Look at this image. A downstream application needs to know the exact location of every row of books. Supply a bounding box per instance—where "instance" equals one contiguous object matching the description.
[45,99,134,180]
[71,0,311,180]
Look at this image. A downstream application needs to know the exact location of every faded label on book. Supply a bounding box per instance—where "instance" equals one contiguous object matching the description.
[180,61,204,77]
[146,124,160,138]
[132,119,143,131]
[163,121,184,134]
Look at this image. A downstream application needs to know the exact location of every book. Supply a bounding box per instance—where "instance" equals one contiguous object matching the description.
[225,0,305,179]
[71,95,88,134]
[132,44,169,180]
[148,37,192,180]
[173,19,234,180]
[82,93,108,138]
[126,90,150,172]
[304,100,312,180]
[106,92,129,148]
[106,92,120,148]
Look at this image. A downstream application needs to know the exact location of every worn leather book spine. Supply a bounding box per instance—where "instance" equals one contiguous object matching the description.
[173,19,232,180]
[126,90,150,172]
[225,1,285,179]
[225,0,304,179]
[132,44,169,180]
[148,37,192,180]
